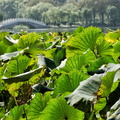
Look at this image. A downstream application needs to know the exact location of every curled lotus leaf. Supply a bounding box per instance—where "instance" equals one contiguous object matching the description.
[65,74,102,106]
[2,66,43,84]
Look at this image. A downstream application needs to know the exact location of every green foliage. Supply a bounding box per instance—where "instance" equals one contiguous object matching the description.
[0,42,7,55]
[66,26,102,52]
[4,104,29,120]
[0,26,120,120]
[59,50,96,72]
[6,55,30,76]
[41,96,84,120]
[18,32,43,55]
[54,70,89,96]
[28,92,52,120]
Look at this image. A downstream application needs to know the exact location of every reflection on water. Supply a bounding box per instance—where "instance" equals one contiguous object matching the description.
[0,26,120,33]
[28,27,76,33]
[24,27,120,33]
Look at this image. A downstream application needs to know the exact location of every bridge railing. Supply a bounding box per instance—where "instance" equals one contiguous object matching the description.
[1,18,46,26]
[2,18,17,25]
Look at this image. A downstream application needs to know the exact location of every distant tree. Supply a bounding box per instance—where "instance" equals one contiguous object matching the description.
[0,11,3,21]
[81,7,92,26]
[16,3,27,18]
[27,2,53,21]
[60,3,78,24]
[56,9,66,24]
[0,0,20,19]
[106,5,120,26]
[43,7,60,25]
[85,0,98,24]
[92,1,98,24]
[42,12,50,25]
[78,10,82,24]
[96,0,107,25]
[71,12,79,24]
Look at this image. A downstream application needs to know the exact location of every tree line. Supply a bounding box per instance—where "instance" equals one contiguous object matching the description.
[0,0,120,26]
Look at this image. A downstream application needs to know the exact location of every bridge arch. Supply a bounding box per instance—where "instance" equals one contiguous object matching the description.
[0,18,50,29]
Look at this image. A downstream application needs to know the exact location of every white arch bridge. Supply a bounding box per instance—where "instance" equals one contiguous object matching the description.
[0,18,50,29]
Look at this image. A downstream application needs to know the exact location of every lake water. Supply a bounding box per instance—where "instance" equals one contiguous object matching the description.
[26,26,120,33]
[1,26,120,33]
[27,27,77,33]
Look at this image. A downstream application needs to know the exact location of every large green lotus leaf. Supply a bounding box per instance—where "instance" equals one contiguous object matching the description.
[105,31,120,43]
[96,63,120,98]
[0,32,9,42]
[54,70,89,96]
[6,55,30,75]
[6,82,25,97]
[28,92,52,120]
[101,71,117,97]
[17,32,43,54]
[65,74,102,106]
[110,80,119,94]
[53,47,66,66]
[0,113,5,120]
[66,26,101,52]
[88,56,116,72]
[4,105,24,120]
[94,98,106,112]
[44,46,66,66]
[41,96,84,120]
[100,63,120,97]
[11,33,21,40]
[39,32,52,43]
[0,67,4,79]
[113,41,120,53]
[42,48,55,60]
[66,47,83,58]
[113,41,120,61]
[0,41,8,55]
[2,54,53,84]
[28,69,45,84]
[60,50,96,72]
[73,26,85,35]
[6,44,18,53]
[93,98,107,119]
[0,82,5,91]
[96,40,113,57]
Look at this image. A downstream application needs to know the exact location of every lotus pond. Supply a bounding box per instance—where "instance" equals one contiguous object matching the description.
[0,26,120,120]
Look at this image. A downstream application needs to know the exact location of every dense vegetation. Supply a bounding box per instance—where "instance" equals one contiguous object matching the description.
[0,26,120,120]
[0,0,120,26]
